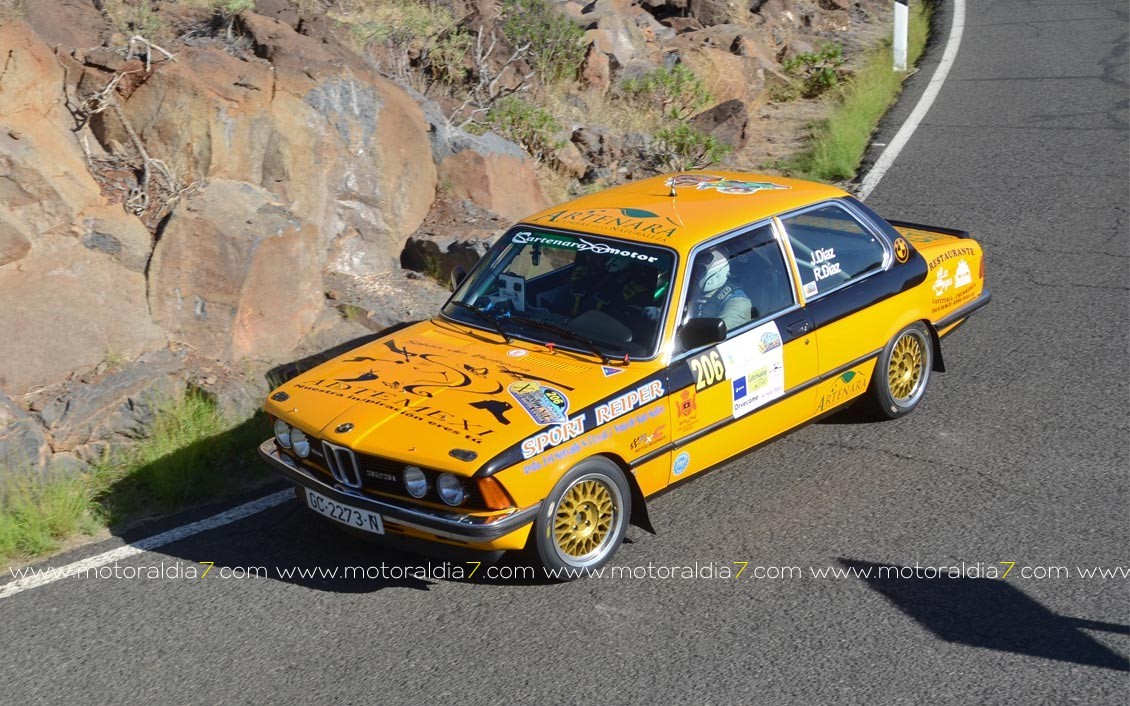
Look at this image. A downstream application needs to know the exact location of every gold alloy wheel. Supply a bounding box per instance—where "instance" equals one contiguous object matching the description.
[888,332,924,401]
[553,479,615,558]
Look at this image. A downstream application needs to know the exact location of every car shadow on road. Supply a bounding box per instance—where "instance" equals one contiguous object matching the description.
[838,558,1129,671]
[141,494,568,592]
[815,406,886,425]
[144,499,453,593]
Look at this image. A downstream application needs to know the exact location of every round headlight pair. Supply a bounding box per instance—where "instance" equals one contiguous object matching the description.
[273,419,310,458]
[402,467,465,506]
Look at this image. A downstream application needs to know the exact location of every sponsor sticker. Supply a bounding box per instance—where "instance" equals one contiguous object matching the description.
[815,370,868,414]
[718,321,786,418]
[665,174,722,188]
[758,331,782,353]
[630,425,667,452]
[676,388,698,431]
[594,380,665,425]
[927,246,976,271]
[602,366,624,377]
[509,381,570,425]
[520,416,587,459]
[802,281,819,298]
[955,259,972,288]
[932,267,953,297]
[522,428,612,473]
[512,231,661,263]
[666,175,789,195]
[673,452,691,476]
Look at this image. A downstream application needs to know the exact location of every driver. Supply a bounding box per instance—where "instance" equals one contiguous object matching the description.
[687,249,751,332]
[570,256,662,322]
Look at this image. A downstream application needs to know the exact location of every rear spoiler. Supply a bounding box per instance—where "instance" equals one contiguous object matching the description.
[887,220,972,240]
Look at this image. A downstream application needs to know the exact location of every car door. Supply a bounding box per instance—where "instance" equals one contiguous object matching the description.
[666,220,818,485]
[776,201,898,412]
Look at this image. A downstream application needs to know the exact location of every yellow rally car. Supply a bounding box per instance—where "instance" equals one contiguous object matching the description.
[260,171,989,574]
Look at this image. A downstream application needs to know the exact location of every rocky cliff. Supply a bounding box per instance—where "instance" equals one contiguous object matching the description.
[0,0,886,477]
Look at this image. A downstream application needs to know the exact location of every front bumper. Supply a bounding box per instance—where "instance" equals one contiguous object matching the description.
[258,439,539,545]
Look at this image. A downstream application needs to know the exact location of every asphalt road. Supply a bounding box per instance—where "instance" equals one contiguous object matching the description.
[3,1,1127,702]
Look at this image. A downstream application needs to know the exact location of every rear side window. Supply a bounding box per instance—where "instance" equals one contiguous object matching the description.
[780,203,886,298]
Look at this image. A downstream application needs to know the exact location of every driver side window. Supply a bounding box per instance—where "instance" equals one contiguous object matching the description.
[681,224,794,337]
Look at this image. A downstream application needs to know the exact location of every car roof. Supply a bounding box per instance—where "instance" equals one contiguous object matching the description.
[519,171,849,252]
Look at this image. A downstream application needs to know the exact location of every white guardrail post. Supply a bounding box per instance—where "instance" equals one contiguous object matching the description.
[893,0,909,71]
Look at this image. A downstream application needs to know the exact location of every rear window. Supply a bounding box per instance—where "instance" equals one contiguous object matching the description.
[780,203,886,298]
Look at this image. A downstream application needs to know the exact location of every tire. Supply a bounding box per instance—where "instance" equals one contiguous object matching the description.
[531,457,631,579]
[865,322,933,419]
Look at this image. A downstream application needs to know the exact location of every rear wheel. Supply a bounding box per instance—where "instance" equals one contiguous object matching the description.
[532,457,631,579]
[865,322,933,419]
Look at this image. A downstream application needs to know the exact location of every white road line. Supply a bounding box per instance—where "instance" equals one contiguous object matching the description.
[0,489,292,600]
[858,0,966,200]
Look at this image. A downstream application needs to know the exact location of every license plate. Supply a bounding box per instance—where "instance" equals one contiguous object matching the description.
[305,488,384,535]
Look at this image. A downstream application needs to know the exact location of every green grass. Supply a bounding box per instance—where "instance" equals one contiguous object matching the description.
[0,392,267,565]
[785,0,932,181]
[0,472,100,560]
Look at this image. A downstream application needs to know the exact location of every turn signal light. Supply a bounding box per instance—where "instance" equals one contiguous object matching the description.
[476,477,515,511]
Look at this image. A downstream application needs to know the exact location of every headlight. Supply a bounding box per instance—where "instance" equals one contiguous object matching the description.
[291,428,311,458]
[274,419,292,449]
[403,466,428,498]
[436,473,466,506]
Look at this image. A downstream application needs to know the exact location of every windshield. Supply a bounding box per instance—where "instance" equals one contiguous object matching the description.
[444,228,677,359]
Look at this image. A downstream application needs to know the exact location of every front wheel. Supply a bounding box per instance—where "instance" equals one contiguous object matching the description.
[864,322,933,419]
[531,457,631,579]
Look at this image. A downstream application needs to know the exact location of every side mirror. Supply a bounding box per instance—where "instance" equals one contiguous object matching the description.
[450,266,467,291]
[679,317,727,350]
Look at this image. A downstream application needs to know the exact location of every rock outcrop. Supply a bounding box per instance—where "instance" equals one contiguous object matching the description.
[147,180,324,362]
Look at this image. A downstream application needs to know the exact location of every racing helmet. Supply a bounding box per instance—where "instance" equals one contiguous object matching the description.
[693,249,730,295]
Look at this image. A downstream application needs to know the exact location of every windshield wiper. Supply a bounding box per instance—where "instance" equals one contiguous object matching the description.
[447,301,510,343]
[510,315,609,365]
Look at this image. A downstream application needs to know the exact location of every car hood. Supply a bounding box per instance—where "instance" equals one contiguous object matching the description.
[263,319,660,476]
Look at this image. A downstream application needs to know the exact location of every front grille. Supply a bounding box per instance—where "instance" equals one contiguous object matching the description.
[304,439,482,506]
[321,441,363,489]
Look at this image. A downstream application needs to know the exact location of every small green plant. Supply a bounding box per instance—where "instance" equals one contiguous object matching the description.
[338,303,370,323]
[102,348,127,369]
[501,0,585,84]
[214,0,253,40]
[480,96,563,162]
[107,0,166,38]
[654,124,733,171]
[780,44,846,99]
[424,26,474,86]
[622,64,713,121]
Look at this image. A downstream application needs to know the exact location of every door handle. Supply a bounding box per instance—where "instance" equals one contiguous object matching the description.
[786,320,811,335]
